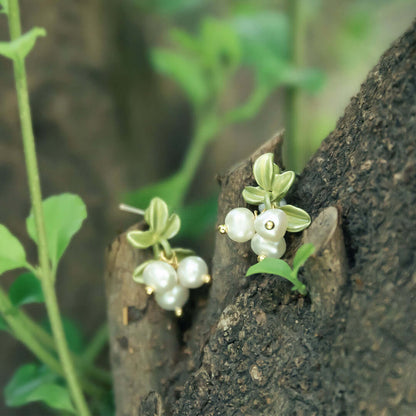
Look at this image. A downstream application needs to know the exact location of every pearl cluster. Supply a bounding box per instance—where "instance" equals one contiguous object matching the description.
[222,207,288,260]
[142,256,210,316]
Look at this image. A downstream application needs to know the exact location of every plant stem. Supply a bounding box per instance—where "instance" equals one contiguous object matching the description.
[20,311,112,385]
[285,0,303,171]
[0,288,102,396]
[7,1,91,414]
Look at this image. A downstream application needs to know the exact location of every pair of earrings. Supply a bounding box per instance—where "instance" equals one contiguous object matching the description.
[121,198,211,317]
[123,153,310,317]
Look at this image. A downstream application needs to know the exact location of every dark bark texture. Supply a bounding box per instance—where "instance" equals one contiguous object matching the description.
[105,23,416,415]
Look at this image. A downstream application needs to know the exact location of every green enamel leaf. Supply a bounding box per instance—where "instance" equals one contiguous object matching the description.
[144,197,169,234]
[173,248,195,261]
[280,205,311,232]
[0,27,46,61]
[242,186,267,205]
[5,363,75,413]
[9,273,44,307]
[246,257,293,280]
[253,153,275,191]
[292,243,315,275]
[0,225,27,275]
[271,170,295,201]
[26,194,87,271]
[127,230,158,249]
[133,260,157,284]
[161,214,181,240]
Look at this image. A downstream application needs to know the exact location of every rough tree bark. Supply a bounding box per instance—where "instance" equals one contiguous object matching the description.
[105,23,416,415]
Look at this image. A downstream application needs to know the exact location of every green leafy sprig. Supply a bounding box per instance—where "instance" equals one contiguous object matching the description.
[246,243,315,295]
[242,152,311,232]
[126,197,194,283]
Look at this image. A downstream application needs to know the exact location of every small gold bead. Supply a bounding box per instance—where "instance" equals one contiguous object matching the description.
[218,224,228,234]
[175,307,183,317]
[145,286,154,295]
[257,255,266,262]
[202,274,212,284]
[265,220,275,230]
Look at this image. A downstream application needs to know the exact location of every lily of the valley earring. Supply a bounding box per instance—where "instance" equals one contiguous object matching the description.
[121,198,211,317]
[218,153,311,261]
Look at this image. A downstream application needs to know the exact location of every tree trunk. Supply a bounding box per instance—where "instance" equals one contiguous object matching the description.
[105,22,416,416]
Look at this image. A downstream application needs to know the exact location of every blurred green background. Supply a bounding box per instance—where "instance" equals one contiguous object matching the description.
[0,0,415,414]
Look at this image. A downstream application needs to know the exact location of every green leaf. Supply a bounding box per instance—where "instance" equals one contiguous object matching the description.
[133,260,156,284]
[4,363,75,413]
[242,186,267,205]
[151,48,208,106]
[0,27,46,61]
[271,170,295,202]
[172,247,195,261]
[176,195,218,240]
[0,224,27,275]
[280,205,311,232]
[0,315,8,332]
[161,214,181,240]
[122,172,185,211]
[253,153,275,191]
[127,230,158,249]
[144,197,169,233]
[26,194,87,270]
[9,273,44,307]
[200,18,241,71]
[246,257,293,280]
[0,0,8,14]
[231,12,289,86]
[170,28,200,53]
[292,243,315,275]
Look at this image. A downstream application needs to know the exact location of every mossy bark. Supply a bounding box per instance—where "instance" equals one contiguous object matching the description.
[105,22,416,416]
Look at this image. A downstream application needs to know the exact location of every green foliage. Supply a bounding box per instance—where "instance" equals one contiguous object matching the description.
[9,273,44,307]
[151,50,208,106]
[0,27,45,61]
[0,225,27,275]
[26,194,87,272]
[4,363,75,413]
[0,0,8,15]
[0,315,8,331]
[246,243,315,295]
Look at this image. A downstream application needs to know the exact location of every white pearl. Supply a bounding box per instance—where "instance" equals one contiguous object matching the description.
[254,208,288,242]
[155,285,190,310]
[251,234,286,258]
[259,203,265,212]
[177,256,208,289]
[224,207,255,243]
[142,261,177,293]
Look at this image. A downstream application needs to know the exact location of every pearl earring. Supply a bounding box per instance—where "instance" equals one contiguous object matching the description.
[218,153,311,261]
[120,198,211,317]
